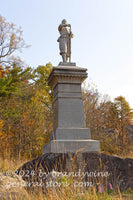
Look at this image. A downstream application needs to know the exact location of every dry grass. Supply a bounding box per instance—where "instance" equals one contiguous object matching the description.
[9,186,133,200]
[0,157,29,172]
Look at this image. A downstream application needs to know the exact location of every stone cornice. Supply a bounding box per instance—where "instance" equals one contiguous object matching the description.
[48,65,88,88]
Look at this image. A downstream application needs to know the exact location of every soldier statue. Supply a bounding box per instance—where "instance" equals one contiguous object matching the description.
[57,19,73,63]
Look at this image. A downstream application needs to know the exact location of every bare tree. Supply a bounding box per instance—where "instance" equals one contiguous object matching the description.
[0,15,27,66]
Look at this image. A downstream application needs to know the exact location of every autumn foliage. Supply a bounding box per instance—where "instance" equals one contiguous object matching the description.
[0,63,53,159]
[83,85,133,156]
[0,15,133,160]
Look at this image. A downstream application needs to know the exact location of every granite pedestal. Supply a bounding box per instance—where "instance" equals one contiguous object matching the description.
[42,63,100,154]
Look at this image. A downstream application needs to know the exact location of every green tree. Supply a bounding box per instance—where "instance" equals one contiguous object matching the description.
[0,63,34,158]
[0,63,53,159]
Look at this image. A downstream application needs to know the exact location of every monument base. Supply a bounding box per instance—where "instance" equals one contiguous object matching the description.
[58,62,76,66]
[50,128,91,140]
[42,139,100,154]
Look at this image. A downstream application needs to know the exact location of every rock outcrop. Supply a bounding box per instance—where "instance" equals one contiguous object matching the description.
[17,152,133,192]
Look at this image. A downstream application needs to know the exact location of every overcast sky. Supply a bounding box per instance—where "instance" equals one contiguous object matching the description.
[1,0,133,107]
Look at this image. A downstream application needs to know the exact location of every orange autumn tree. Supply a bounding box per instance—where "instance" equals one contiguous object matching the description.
[83,84,132,156]
[0,63,53,159]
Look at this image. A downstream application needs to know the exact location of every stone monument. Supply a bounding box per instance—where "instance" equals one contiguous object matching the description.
[42,19,100,154]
